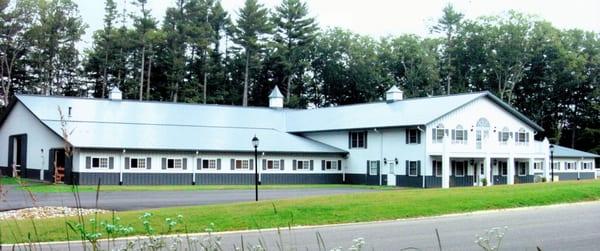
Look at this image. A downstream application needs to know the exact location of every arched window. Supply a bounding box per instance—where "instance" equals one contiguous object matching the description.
[515,128,529,144]
[452,124,467,143]
[476,118,490,129]
[432,123,445,143]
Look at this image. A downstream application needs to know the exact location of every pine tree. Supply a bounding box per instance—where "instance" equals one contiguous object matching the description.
[431,4,463,95]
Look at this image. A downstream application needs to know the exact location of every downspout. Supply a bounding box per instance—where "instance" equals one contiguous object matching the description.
[374,128,383,186]
[417,126,426,188]
[120,149,125,185]
[193,151,198,185]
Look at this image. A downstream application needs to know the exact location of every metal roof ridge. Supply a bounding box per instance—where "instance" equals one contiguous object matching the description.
[41,119,280,131]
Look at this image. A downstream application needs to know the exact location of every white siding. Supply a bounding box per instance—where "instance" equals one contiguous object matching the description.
[0,102,63,170]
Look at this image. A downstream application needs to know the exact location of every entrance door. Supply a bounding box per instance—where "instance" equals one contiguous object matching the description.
[8,134,27,178]
[366,160,380,185]
[48,148,72,184]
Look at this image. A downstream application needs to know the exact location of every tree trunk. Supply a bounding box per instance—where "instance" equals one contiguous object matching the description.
[139,44,145,101]
[286,75,292,100]
[146,56,152,100]
[102,51,108,98]
[203,72,207,104]
[243,50,250,107]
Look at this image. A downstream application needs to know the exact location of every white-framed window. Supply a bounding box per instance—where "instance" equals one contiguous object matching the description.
[202,159,217,169]
[433,160,442,177]
[451,125,468,144]
[130,158,146,169]
[407,161,418,176]
[432,124,445,143]
[515,128,529,144]
[453,161,466,177]
[582,162,592,170]
[297,160,310,170]
[265,159,280,170]
[517,162,527,176]
[565,162,576,170]
[407,129,420,144]
[534,162,543,170]
[498,161,507,176]
[498,127,510,144]
[349,131,367,149]
[324,160,338,170]
[92,157,109,169]
[552,162,560,170]
[368,160,379,176]
[167,158,182,169]
[235,159,249,169]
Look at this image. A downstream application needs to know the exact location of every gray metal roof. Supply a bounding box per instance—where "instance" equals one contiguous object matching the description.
[14,91,543,153]
[551,144,600,158]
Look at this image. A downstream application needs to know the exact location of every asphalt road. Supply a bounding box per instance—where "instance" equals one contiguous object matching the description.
[4,201,600,250]
[0,185,374,211]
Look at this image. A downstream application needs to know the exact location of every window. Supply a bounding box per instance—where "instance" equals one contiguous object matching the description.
[451,125,468,144]
[202,159,217,169]
[552,162,560,170]
[582,162,592,170]
[534,162,543,170]
[498,161,507,176]
[324,160,338,170]
[453,161,465,177]
[349,131,367,149]
[407,129,420,144]
[369,161,379,175]
[498,127,510,144]
[515,128,529,144]
[408,161,419,176]
[565,162,576,170]
[130,158,146,169]
[167,158,182,169]
[517,162,527,176]
[433,160,442,177]
[432,124,445,143]
[266,159,280,170]
[297,160,310,170]
[92,157,108,168]
[235,159,249,169]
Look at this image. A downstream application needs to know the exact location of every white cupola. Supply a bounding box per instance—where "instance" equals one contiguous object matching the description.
[386,85,403,103]
[108,86,122,100]
[268,85,284,109]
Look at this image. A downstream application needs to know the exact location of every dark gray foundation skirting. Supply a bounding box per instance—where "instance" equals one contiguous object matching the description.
[396,175,422,187]
[493,175,507,185]
[124,173,192,185]
[262,173,343,184]
[75,173,120,185]
[26,169,41,180]
[424,176,442,188]
[556,172,595,181]
[450,176,474,187]
[43,170,52,182]
[344,173,367,184]
[514,175,534,184]
[0,166,10,177]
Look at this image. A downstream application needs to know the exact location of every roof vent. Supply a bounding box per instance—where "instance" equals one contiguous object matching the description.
[386,85,403,103]
[268,86,284,109]
[108,86,122,100]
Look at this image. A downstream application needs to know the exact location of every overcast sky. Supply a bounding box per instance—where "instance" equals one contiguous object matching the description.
[76,0,600,50]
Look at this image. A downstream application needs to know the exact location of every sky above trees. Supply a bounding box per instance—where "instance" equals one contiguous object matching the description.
[75,0,600,49]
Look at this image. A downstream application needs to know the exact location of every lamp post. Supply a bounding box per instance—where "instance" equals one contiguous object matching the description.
[252,136,259,201]
[550,144,554,182]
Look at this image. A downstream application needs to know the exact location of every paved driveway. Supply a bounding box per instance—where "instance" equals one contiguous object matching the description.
[0,185,374,211]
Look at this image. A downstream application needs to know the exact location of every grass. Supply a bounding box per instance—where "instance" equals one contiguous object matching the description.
[3,178,397,193]
[0,177,19,185]
[2,180,600,244]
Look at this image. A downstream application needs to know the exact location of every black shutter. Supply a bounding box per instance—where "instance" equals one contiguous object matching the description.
[249,159,254,170]
[417,161,421,176]
[321,160,326,170]
[280,159,284,170]
[146,157,151,169]
[161,158,166,170]
[348,132,352,148]
[310,160,314,171]
[262,159,267,170]
[464,161,468,176]
[405,160,409,175]
[182,158,187,170]
[451,130,455,140]
[109,157,114,170]
[367,160,370,174]
[230,159,235,170]
[405,129,409,144]
[124,157,130,169]
[464,130,468,141]
[293,160,297,170]
[377,160,381,174]
[364,131,367,148]
[417,130,421,144]
[338,160,342,171]
[197,158,202,170]
[217,159,221,170]
[432,128,436,140]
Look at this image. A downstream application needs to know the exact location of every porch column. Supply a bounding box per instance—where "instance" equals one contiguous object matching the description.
[442,154,450,188]
[542,138,550,181]
[484,156,491,186]
[507,156,515,184]
[529,158,535,178]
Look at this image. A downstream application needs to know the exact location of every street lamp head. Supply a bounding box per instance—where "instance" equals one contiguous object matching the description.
[252,135,259,148]
[549,144,554,153]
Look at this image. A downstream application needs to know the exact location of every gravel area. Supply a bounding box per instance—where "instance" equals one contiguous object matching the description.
[0,206,110,220]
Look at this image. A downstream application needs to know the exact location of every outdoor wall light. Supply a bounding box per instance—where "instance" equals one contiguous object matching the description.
[383,158,387,164]
[395,158,399,165]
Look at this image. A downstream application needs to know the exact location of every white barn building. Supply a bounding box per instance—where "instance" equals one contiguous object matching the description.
[0,86,597,188]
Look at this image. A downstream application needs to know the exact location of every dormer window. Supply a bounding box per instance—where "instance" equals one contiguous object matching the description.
[452,125,468,144]
[498,127,510,144]
[432,124,445,143]
[515,128,529,144]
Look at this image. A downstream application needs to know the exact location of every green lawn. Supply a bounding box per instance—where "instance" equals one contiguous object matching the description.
[2,180,600,244]
[0,177,19,185]
[3,178,396,193]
